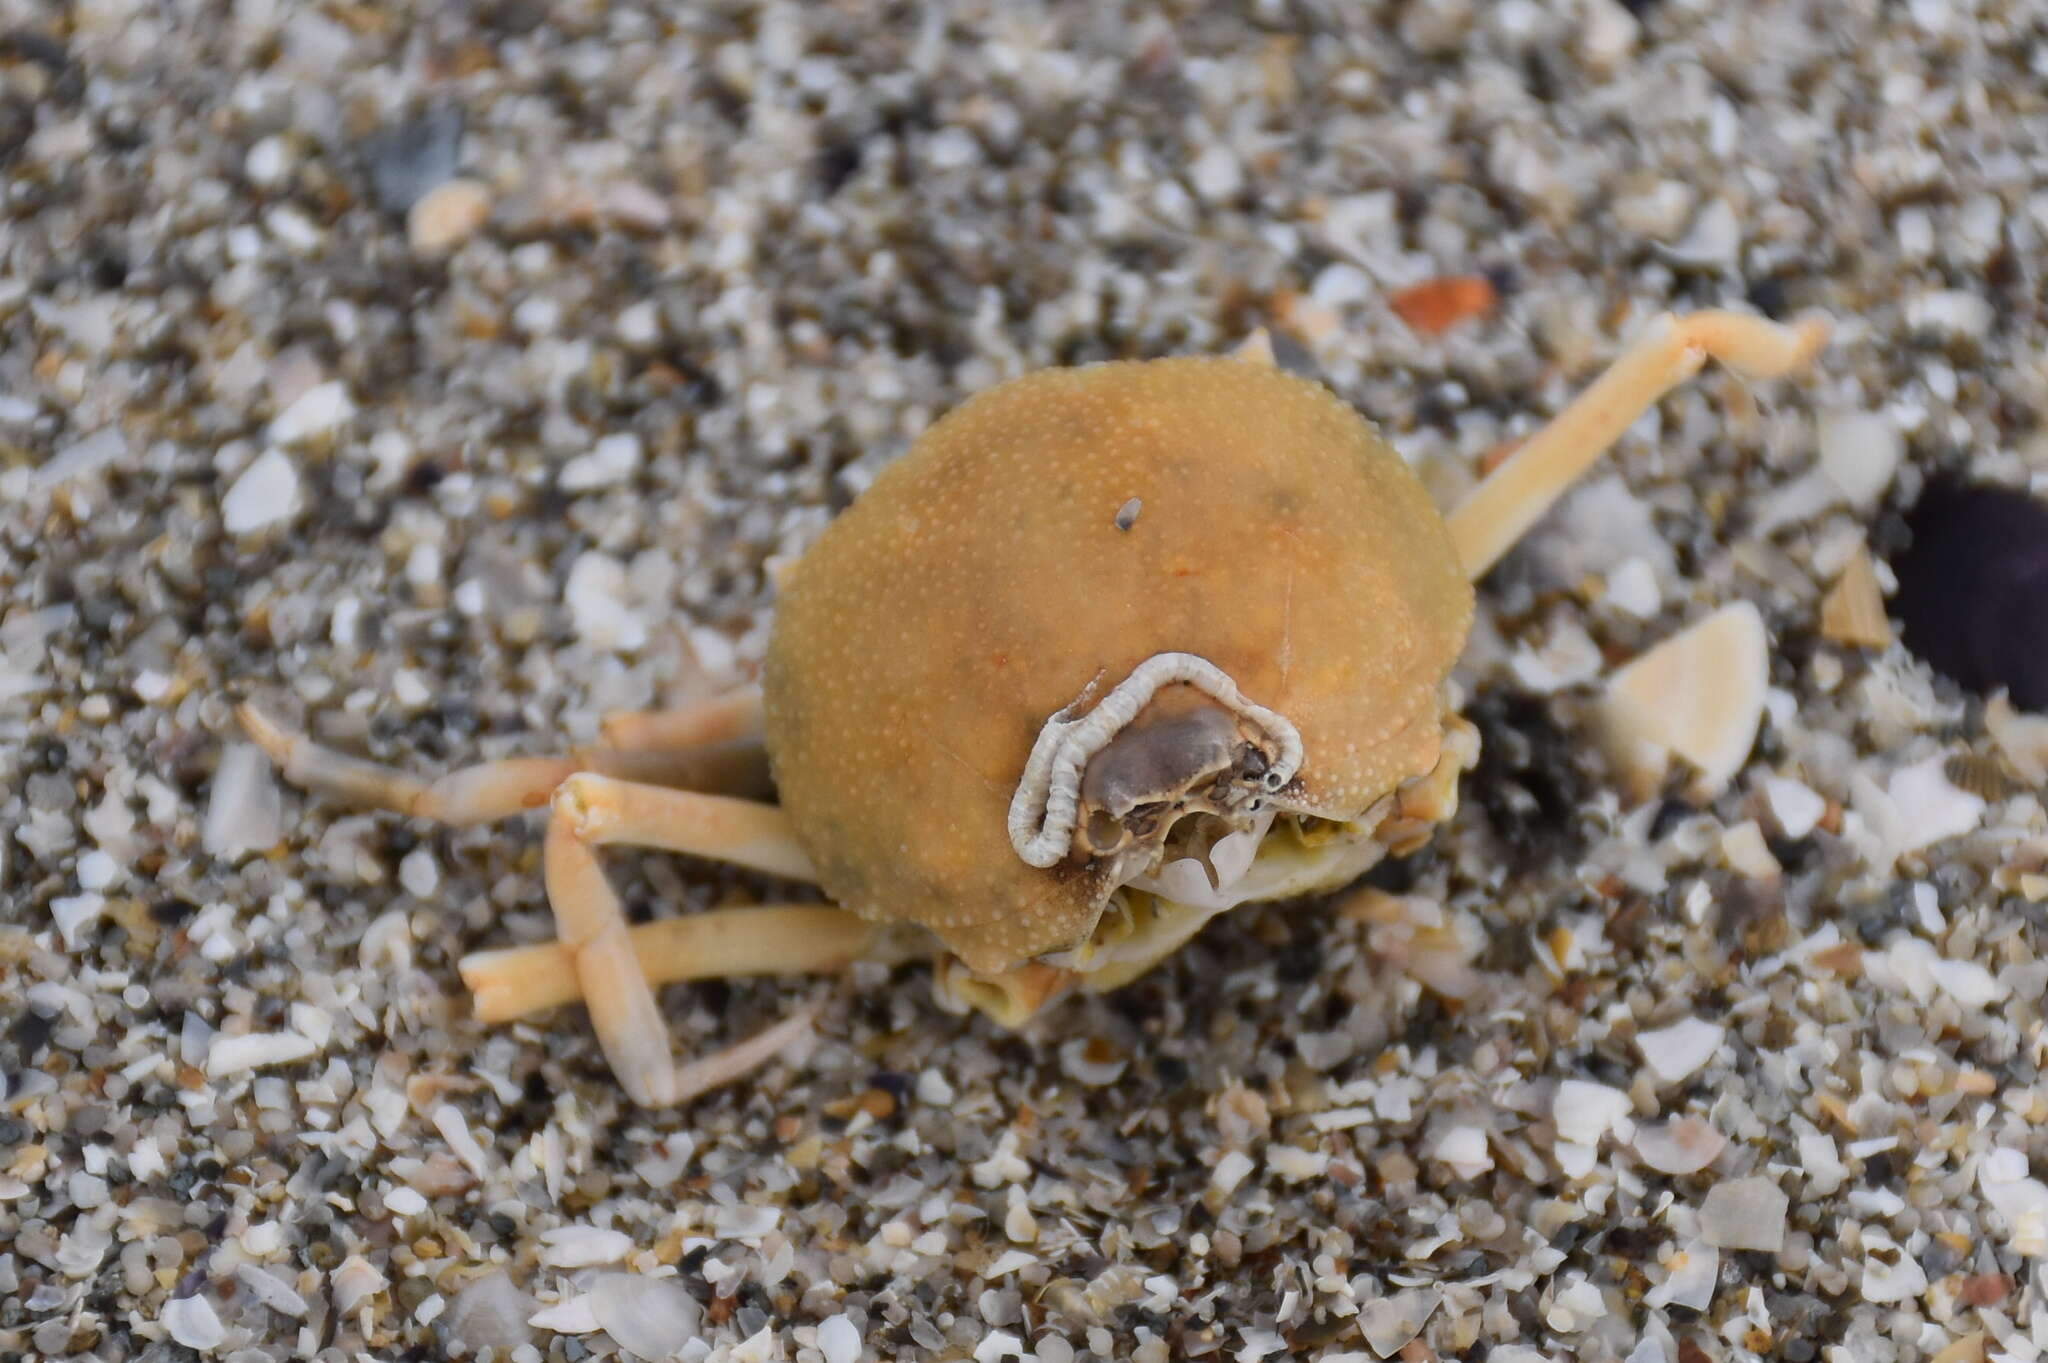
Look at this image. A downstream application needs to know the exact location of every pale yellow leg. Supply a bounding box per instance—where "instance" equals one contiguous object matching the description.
[241,695,828,1105]
[1446,310,1829,580]
[461,905,881,1021]
[539,773,820,1105]
[237,692,770,825]
[600,688,764,750]
[547,773,815,882]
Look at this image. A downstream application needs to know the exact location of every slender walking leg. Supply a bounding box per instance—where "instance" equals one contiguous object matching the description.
[1447,310,1829,580]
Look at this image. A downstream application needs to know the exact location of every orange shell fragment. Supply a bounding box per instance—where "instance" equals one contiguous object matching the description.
[762,356,1473,974]
[1389,273,1498,337]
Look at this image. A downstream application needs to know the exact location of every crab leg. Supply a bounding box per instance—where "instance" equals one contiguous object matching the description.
[546,772,816,882]
[236,691,770,825]
[1446,310,1830,580]
[538,774,819,1105]
[461,904,881,1021]
[599,687,764,750]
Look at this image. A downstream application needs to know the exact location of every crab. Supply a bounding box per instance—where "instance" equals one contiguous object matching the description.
[240,308,1828,1106]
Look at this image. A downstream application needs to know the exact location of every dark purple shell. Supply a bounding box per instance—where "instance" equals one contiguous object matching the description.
[1893,477,2048,710]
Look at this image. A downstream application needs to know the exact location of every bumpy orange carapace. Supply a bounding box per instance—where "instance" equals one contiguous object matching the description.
[764,356,1472,974]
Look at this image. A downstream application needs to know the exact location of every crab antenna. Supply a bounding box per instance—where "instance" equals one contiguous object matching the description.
[1446,309,1829,581]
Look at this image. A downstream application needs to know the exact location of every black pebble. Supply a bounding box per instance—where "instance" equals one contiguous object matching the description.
[1892,476,2048,710]
[6,1009,53,1059]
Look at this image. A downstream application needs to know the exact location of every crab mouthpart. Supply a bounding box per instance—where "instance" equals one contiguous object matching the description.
[1037,706,1481,992]
[1007,652,1302,869]
[1073,684,1278,861]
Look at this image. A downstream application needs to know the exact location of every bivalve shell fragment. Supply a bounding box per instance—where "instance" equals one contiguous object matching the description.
[1820,547,1893,650]
[1597,601,1770,800]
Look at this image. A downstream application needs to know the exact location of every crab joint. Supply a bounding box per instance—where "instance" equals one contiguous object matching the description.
[1006,651,1303,869]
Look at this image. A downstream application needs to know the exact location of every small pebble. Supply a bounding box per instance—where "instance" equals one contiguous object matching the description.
[1389,274,1498,336]
[245,135,292,187]
[1815,409,1903,509]
[269,381,355,444]
[1604,557,1661,618]
[565,551,648,651]
[1210,1149,1255,1197]
[1661,197,1741,271]
[983,1249,1036,1278]
[1764,776,1827,839]
[385,1185,428,1217]
[560,432,645,492]
[76,848,119,890]
[1432,1126,1493,1179]
[392,668,433,709]
[617,300,662,347]
[203,744,283,858]
[221,448,301,534]
[68,1171,108,1209]
[1546,1276,1607,1332]
[399,847,440,898]
[1930,957,2004,1008]
[408,177,493,253]
[363,105,465,215]
[1905,288,1994,343]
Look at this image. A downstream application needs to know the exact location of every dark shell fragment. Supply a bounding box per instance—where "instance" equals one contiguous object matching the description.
[1892,477,2048,710]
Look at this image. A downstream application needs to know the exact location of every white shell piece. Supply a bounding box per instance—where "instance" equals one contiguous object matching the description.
[589,1273,703,1361]
[1598,601,1769,799]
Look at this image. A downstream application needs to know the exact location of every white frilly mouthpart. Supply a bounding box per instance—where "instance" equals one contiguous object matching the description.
[1129,809,1278,912]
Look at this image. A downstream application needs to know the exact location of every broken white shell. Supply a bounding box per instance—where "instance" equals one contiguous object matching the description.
[588,1273,704,1362]
[1631,1116,1727,1175]
[161,1294,227,1351]
[1597,601,1769,800]
[1987,693,2048,786]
